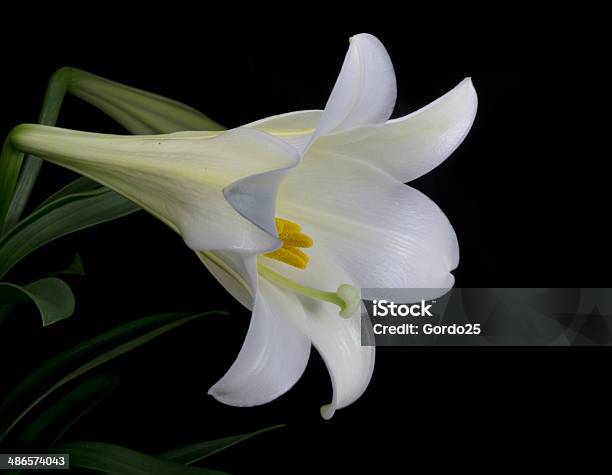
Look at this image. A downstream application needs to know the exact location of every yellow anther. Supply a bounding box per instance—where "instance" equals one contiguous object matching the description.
[276,217,302,233]
[279,231,313,248]
[265,247,309,269]
[264,218,314,269]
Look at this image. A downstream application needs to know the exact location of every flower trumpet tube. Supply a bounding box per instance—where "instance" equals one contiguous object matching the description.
[3,33,477,418]
[8,125,300,255]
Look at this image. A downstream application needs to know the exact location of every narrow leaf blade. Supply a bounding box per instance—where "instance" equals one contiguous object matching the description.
[0,139,25,235]
[0,187,139,279]
[69,68,226,134]
[36,176,101,210]
[1,67,72,231]
[55,441,228,475]
[14,374,118,448]
[160,425,285,465]
[0,311,224,443]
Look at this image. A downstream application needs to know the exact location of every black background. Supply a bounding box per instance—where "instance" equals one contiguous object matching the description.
[0,12,608,473]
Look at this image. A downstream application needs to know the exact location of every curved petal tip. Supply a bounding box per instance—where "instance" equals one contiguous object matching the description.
[320,403,335,420]
[315,32,396,139]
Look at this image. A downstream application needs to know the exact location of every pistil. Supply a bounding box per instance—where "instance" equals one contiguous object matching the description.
[257,263,360,318]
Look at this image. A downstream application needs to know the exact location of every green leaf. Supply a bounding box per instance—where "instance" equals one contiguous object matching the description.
[68,68,225,134]
[160,425,285,465]
[36,176,101,210]
[1,67,72,232]
[54,441,228,475]
[0,311,223,444]
[0,277,75,326]
[0,186,139,279]
[0,138,26,235]
[13,374,118,449]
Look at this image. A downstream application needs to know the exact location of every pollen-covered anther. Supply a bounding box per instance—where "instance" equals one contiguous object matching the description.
[265,218,314,269]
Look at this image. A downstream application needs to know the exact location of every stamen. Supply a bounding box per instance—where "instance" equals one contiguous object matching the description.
[265,217,314,269]
[276,217,302,233]
[258,263,360,318]
[265,247,309,269]
[279,232,313,248]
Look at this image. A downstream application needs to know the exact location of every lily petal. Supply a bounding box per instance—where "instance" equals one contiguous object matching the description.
[208,255,311,406]
[224,156,299,239]
[313,307,374,420]
[307,297,374,420]
[314,33,396,140]
[246,33,397,149]
[12,125,299,254]
[317,78,478,183]
[261,245,375,419]
[277,151,459,289]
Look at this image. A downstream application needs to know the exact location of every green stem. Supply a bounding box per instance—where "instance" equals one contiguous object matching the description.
[1,68,72,233]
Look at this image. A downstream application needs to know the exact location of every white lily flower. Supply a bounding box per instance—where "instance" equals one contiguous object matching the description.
[7,33,477,419]
[206,34,477,418]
